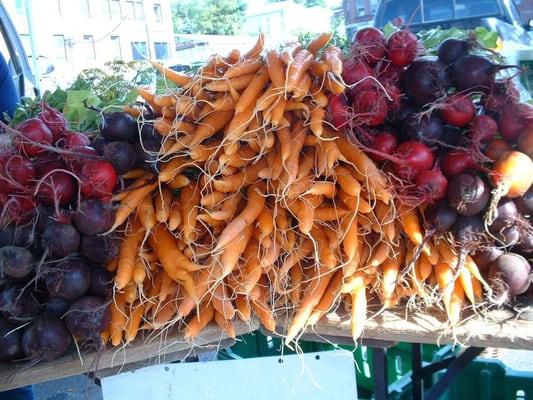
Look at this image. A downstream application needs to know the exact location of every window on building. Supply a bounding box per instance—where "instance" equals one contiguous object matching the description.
[19,34,32,57]
[154,42,169,60]
[134,1,145,20]
[14,0,24,14]
[79,0,90,17]
[83,35,96,60]
[110,0,121,18]
[53,0,62,17]
[125,1,135,19]
[53,35,68,61]
[110,36,121,59]
[153,3,162,22]
[131,41,147,60]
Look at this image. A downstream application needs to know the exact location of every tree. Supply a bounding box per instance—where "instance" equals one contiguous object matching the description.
[172,0,247,35]
[267,0,327,7]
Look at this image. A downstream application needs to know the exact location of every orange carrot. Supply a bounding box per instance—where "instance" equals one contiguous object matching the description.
[149,60,192,86]
[110,182,157,232]
[285,265,334,343]
[308,269,343,325]
[224,58,263,79]
[115,220,145,289]
[110,293,127,346]
[215,185,265,250]
[310,107,326,137]
[266,50,285,88]
[155,187,173,223]
[214,311,236,339]
[435,262,455,316]
[125,303,146,342]
[180,183,201,245]
[137,194,156,232]
[189,110,234,149]
[286,49,313,90]
[235,66,269,113]
[306,32,333,55]
[235,294,251,321]
[183,302,215,339]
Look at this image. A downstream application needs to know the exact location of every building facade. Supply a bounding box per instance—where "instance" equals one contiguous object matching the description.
[3,0,175,84]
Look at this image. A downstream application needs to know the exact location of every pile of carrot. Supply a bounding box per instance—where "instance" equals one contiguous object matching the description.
[104,33,490,346]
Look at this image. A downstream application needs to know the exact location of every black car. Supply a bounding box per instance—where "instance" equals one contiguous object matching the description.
[373,0,531,44]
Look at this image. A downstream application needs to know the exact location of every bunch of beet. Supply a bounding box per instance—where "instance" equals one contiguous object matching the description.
[0,104,125,364]
[331,28,532,306]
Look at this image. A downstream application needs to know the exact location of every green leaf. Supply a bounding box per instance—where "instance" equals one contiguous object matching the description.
[382,22,397,38]
[474,27,498,49]
[62,90,101,132]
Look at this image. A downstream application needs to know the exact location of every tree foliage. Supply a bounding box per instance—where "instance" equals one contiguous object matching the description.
[172,0,247,35]
[268,0,326,7]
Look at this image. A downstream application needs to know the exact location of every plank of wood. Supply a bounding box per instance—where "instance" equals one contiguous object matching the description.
[0,319,259,392]
[273,308,533,350]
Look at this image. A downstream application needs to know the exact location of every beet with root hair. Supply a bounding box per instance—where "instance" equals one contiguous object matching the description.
[65,296,110,340]
[73,199,114,235]
[447,173,490,216]
[0,284,40,325]
[489,253,531,300]
[80,234,119,263]
[42,223,80,257]
[44,259,91,301]
[22,315,71,362]
[89,267,113,299]
[0,317,23,361]
[0,246,34,279]
[403,56,449,106]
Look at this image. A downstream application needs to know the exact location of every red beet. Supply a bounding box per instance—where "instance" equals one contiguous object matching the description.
[38,103,68,143]
[352,27,386,64]
[13,119,53,158]
[386,30,420,67]
[79,160,118,199]
[441,94,475,128]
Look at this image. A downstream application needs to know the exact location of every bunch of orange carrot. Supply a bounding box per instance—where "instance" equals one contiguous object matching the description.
[104,33,489,346]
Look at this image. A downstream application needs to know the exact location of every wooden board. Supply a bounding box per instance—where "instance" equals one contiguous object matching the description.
[0,319,259,392]
[273,308,533,350]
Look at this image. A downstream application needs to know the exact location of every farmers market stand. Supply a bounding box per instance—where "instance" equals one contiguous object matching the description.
[0,309,531,398]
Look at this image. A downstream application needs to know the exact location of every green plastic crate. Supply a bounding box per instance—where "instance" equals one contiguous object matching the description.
[438,358,533,400]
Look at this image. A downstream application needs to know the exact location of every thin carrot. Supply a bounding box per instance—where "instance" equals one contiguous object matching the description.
[448,279,465,325]
[251,298,276,333]
[168,198,182,231]
[133,259,147,285]
[149,60,192,86]
[189,110,234,149]
[215,185,265,250]
[155,187,173,223]
[266,50,285,88]
[323,46,343,76]
[306,32,333,55]
[115,220,145,289]
[183,302,215,339]
[204,74,254,92]
[224,58,263,79]
[235,66,269,113]
[308,269,343,325]
[310,107,326,137]
[137,194,156,232]
[335,165,362,196]
[285,265,334,343]
[435,262,455,316]
[217,225,254,280]
[110,182,157,232]
[314,206,350,221]
[350,284,367,341]
[459,267,476,306]
[150,225,199,300]
[243,32,265,59]
[214,311,236,339]
[286,49,313,90]
[125,303,146,342]
[235,294,251,321]
[398,205,431,256]
[124,282,137,304]
[110,293,127,346]
[212,283,236,320]
[180,183,201,245]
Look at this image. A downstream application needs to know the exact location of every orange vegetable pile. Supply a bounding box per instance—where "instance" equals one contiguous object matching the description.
[104,33,491,346]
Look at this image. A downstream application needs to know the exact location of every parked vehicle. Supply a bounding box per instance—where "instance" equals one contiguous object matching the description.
[373,0,531,44]
[0,1,37,97]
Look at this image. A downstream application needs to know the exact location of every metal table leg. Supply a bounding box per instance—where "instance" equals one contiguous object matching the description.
[411,343,423,400]
[372,347,389,400]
